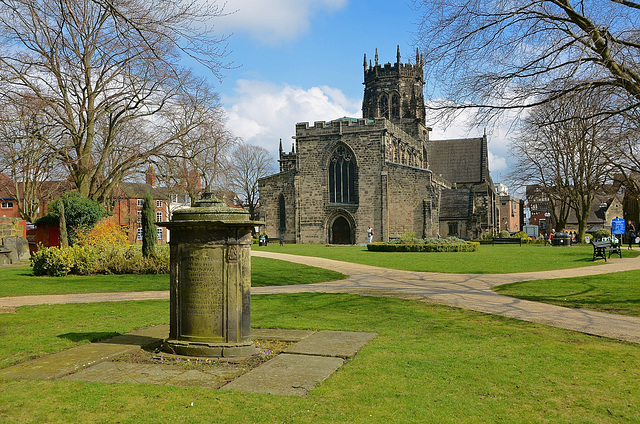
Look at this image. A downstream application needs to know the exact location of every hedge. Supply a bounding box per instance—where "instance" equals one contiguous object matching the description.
[367,241,479,252]
[31,244,169,276]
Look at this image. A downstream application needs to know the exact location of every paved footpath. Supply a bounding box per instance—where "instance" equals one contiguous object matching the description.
[3,251,640,344]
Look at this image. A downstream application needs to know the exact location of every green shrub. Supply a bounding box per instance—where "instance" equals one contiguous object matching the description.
[368,238,478,252]
[141,193,157,258]
[498,230,511,238]
[36,192,107,245]
[513,231,529,239]
[31,246,76,276]
[30,244,169,276]
[592,228,611,241]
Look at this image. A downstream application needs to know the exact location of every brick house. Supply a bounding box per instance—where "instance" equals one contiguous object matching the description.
[498,195,523,233]
[112,167,170,244]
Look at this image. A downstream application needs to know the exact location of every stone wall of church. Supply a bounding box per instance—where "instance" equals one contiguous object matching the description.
[294,120,387,244]
[385,163,440,239]
[257,170,297,243]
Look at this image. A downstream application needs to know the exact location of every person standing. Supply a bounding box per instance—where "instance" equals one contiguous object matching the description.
[367,226,374,243]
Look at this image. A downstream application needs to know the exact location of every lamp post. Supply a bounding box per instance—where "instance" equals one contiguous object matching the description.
[544,212,551,235]
[599,202,608,230]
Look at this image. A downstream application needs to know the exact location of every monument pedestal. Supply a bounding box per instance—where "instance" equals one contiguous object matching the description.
[159,194,262,358]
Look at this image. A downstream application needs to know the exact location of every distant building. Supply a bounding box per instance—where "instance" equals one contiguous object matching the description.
[565,196,624,233]
[497,194,523,233]
[111,168,170,244]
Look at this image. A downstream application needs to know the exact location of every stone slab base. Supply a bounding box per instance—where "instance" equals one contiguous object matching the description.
[163,340,258,358]
[0,326,377,396]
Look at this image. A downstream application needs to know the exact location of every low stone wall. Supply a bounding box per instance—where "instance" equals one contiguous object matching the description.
[0,218,26,238]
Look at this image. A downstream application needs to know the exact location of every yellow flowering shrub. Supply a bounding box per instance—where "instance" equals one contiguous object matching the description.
[76,218,129,247]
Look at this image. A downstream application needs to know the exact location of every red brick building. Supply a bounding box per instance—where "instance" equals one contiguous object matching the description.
[111,168,170,244]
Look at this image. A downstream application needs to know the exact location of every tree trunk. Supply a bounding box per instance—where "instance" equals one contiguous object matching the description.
[59,202,69,248]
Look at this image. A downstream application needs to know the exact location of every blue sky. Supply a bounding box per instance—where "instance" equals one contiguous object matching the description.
[203,0,511,184]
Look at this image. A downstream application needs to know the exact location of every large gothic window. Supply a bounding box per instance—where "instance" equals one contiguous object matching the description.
[391,93,400,119]
[378,94,389,119]
[329,145,356,204]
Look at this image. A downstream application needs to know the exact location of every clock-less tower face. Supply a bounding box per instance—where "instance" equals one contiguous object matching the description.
[361,46,426,129]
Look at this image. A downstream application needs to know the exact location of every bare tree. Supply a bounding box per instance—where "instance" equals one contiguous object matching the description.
[0,93,63,221]
[415,1,640,121]
[0,0,229,201]
[509,92,617,241]
[155,87,238,201]
[224,144,275,220]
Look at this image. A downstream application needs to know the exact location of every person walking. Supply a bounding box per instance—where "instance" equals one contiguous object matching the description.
[367,226,374,243]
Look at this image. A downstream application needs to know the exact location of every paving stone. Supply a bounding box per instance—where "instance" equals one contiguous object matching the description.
[0,325,166,380]
[221,353,344,396]
[0,326,375,395]
[62,361,239,390]
[284,330,377,359]
[251,328,316,342]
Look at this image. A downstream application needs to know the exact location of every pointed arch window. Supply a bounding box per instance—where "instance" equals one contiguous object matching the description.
[391,93,400,119]
[329,145,357,204]
[378,94,389,119]
[278,194,286,231]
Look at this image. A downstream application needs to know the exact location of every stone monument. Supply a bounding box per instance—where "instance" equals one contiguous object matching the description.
[158,193,262,357]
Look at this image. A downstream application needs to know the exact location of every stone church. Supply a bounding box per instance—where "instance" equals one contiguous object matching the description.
[258,47,497,244]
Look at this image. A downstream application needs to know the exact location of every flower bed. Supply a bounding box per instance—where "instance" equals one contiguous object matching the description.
[367,237,479,252]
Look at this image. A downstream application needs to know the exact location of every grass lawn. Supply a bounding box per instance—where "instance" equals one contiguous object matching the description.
[1,294,639,423]
[0,257,346,297]
[254,242,640,273]
[494,269,640,317]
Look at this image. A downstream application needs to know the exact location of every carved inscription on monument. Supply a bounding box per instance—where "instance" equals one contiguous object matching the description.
[179,246,224,337]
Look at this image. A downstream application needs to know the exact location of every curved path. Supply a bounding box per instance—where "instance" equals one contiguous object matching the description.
[251,251,640,344]
[3,251,640,344]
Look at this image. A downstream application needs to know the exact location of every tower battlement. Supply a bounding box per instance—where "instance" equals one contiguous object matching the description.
[363,46,424,84]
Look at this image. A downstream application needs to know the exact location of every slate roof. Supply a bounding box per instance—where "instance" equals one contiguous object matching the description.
[566,196,622,226]
[114,182,169,199]
[426,137,488,184]
[0,174,71,200]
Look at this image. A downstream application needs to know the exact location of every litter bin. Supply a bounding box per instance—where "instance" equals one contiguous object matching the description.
[552,232,572,246]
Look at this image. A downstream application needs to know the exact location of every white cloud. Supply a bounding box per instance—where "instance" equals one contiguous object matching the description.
[488,151,508,173]
[214,0,348,44]
[224,83,518,189]
[223,79,361,158]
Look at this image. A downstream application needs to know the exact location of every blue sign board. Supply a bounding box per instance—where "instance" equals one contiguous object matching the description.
[612,218,625,235]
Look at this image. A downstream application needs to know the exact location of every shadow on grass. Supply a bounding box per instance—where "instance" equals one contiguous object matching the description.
[57,332,118,343]
[58,332,164,349]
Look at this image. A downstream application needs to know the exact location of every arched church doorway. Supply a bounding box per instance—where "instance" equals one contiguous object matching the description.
[331,216,352,244]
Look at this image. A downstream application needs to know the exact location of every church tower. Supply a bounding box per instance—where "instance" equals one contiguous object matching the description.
[362,46,426,139]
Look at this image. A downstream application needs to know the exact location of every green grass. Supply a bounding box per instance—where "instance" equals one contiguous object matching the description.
[1,294,639,423]
[255,242,640,273]
[251,256,346,286]
[0,266,168,297]
[0,258,345,297]
[494,270,640,317]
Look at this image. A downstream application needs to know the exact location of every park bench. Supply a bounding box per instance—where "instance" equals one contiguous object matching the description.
[492,237,522,246]
[591,240,622,262]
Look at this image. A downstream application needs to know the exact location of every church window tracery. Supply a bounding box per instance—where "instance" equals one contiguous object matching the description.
[391,93,400,119]
[329,145,357,204]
